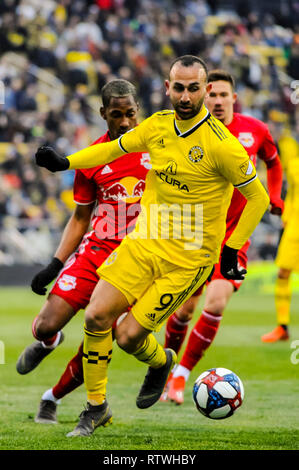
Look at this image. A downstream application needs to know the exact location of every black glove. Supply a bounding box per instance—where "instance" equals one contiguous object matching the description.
[31,257,64,295]
[220,245,247,281]
[35,146,70,172]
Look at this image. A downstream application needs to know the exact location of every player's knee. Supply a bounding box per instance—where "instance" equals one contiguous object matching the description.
[34,316,58,340]
[116,331,139,353]
[176,298,197,322]
[176,305,195,322]
[85,306,111,332]
[204,296,226,315]
[278,268,291,280]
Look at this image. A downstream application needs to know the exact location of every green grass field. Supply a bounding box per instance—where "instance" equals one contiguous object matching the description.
[0,285,299,450]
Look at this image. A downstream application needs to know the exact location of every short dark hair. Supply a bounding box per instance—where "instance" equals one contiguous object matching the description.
[169,55,208,80]
[207,69,235,90]
[101,79,138,108]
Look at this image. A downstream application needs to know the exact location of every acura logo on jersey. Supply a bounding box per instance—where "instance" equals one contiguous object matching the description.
[238,132,254,148]
[188,146,203,163]
[164,160,177,175]
[155,170,189,192]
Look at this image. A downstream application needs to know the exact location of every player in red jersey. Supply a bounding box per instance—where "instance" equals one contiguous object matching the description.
[162,69,284,404]
[16,79,150,423]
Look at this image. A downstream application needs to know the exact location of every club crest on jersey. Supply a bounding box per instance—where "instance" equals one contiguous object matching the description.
[188,146,204,163]
[240,160,254,176]
[238,132,254,148]
[164,160,177,175]
[58,274,77,291]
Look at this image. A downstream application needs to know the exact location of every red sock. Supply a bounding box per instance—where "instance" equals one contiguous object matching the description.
[31,315,58,346]
[180,310,222,371]
[52,342,84,399]
[164,312,189,354]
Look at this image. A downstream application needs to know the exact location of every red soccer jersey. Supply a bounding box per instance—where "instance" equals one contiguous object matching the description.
[224,113,278,244]
[73,131,150,252]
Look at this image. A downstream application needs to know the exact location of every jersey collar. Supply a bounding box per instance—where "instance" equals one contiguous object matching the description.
[174,106,210,138]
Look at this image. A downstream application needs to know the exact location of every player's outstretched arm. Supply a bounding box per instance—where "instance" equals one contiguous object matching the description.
[35,146,70,172]
[35,138,125,172]
[35,118,149,172]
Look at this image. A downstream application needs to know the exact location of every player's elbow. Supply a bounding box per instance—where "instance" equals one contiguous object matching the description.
[257,190,270,216]
[262,191,270,211]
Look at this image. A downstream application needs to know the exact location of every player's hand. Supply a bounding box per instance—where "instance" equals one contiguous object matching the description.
[35,146,70,172]
[31,257,64,295]
[220,245,247,281]
[270,199,284,216]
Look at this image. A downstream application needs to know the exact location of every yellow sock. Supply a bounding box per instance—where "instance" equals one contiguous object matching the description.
[133,333,166,369]
[275,277,291,325]
[83,325,112,405]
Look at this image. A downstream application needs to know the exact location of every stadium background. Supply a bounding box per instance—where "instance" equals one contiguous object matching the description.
[0,0,299,452]
[0,0,298,285]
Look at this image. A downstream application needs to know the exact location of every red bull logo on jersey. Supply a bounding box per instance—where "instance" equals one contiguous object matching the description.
[58,274,77,291]
[102,177,145,204]
[238,132,254,148]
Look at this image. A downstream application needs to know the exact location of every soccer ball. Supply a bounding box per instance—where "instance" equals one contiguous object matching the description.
[193,367,244,419]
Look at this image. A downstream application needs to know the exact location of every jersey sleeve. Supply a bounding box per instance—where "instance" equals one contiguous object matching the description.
[214,135,257,189]
[118,116,151,154]
[214,135,269,249]
[226,177,270,249]
[67,117,152,170]
[257,124,278,163]
[73,170,97,205]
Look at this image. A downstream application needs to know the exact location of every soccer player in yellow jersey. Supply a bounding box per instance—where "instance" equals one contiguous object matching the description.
[261,132,299,342]
[35,55,270,436]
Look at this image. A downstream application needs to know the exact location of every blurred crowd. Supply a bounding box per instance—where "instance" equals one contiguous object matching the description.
[0,0,298,264]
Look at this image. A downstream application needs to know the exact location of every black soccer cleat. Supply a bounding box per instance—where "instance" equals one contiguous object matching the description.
[136,348,177,409]
[66,401,113,437]
[35,400,58,424]
[16,332,64,375]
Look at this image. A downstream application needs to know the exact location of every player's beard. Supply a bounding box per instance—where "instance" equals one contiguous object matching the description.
[173,94,206,120]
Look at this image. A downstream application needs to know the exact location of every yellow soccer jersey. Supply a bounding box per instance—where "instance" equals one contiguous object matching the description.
[67,105,269,268]
[278,132,299,224]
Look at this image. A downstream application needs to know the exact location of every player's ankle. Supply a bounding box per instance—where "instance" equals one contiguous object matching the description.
[280,324,289,331]
[87,395,106,406]
[41,331,62,349]
[42,388,61,404]
[173,364,191,382]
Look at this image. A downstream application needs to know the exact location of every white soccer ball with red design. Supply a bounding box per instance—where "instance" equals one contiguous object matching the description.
[193,368,244,419]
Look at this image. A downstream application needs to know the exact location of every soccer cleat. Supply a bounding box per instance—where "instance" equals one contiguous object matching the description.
[66,401,112,437]
[35,400,58,424]
[136,348,177,409]
[16,332,64,375]
[261,325,290,343]
[167,375,186,405]
[159,372,173,402]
